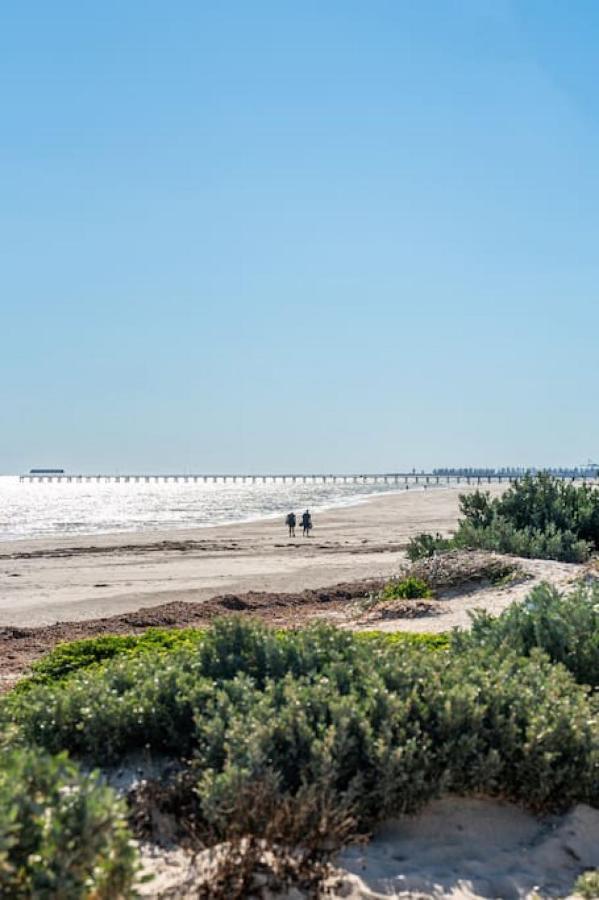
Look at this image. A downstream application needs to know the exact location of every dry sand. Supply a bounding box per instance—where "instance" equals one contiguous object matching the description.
[0,485,505,628]
[357,555,579,634]
[336,797,599,899]
[137,797,599,899]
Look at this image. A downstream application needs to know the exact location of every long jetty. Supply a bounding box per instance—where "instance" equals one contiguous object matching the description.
[18,472,598,485]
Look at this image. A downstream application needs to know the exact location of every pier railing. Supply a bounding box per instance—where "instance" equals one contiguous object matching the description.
[19,472,599,485]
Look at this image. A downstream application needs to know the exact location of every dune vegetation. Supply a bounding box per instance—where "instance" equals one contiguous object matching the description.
[1,577,598,897]
[408,473,599,563]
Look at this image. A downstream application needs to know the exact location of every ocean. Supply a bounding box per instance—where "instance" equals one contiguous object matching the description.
[0,475,414,542]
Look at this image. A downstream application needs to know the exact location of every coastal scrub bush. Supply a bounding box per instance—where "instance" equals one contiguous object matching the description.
[407,473,599,562]
[452,518,590,563]
[4,622,382,759]
[0,748,137,898]
[454,581,599,689]
[575,869,599,898]
[3,648,208,758]
[496,474,599,545]
[407,531,452,561]
[3,619,597,820]
[191,647,597,824]
[14,627,446,694]
[379,575,432,600]
[16,627,206,690]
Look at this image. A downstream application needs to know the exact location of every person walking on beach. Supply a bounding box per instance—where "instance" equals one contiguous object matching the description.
[285,512,296,537]
[301,509,312,537]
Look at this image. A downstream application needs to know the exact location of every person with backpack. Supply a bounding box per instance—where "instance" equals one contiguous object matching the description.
[285,511,296,537]
[301,509,312,537]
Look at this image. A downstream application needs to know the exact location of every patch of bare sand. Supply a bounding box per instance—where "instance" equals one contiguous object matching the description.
[335,797,599,899]
[135,798,599,899]
[359,555,582,634]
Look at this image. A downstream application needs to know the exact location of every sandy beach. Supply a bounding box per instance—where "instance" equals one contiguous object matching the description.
[0,485,506,628]
[1,483,585,691]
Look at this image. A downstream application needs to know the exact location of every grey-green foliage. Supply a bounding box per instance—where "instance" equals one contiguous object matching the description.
[0,748,138,898]
[406,531,452,561]
[452,518,590,563]
[575,869,599,898]
[453,581,599,689]
[3,619,598,831]
[190,648,598,829]
[408,473,599,562]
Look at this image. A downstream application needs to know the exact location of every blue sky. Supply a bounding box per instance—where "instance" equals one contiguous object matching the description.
[1,1,598,473]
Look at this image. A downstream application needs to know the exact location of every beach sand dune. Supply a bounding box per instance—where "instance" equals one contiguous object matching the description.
[138,797,599,898]
[335,796,599,899]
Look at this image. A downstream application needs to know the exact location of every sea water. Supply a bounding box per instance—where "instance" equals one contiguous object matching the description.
[0,475,416,542]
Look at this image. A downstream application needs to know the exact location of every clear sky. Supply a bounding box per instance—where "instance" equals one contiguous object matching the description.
[2,1,598,473]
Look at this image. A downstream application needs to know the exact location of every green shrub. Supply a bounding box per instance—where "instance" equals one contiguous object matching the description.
[379,576,432,600]
[407,473,599,562]
[452,518,590,563]
[3,620,597,822]
[188,644,599,825]
[494,474,599,547]
[5,622,380,759]
[575,869,599,898]
[14,626,445,695]
[407,532,452,561]
[4,648,206,759]
[357,631,450,651]
[4,616,597,888]
[0,748,138,898]
[454,581,599,688]
[16,627,206,691]
[24,635,140,685]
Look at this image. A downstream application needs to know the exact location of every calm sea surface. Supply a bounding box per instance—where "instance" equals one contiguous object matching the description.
[0,476,415,542]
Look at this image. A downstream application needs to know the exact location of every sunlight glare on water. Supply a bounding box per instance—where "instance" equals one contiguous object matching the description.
[0,476,414,542]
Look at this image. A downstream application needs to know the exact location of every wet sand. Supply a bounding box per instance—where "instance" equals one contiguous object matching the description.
[0,486,504,627]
